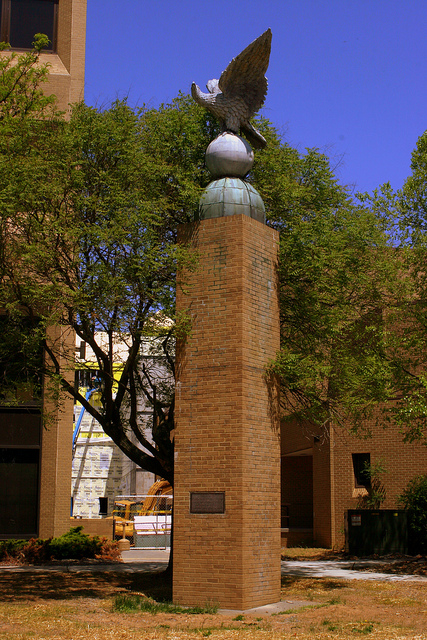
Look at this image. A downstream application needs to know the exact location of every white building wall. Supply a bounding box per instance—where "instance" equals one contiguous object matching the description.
[71,401,155,518]
[71,406,127,518]
[71,331,170,518]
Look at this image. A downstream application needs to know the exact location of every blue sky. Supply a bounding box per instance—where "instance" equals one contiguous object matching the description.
[84,0,427,195]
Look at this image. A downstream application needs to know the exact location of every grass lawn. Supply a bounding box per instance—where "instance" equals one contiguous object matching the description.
[0,554,426,639]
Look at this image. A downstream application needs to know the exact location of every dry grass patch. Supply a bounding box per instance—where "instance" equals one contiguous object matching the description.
[0,568,426,639]
[281,575,427,638]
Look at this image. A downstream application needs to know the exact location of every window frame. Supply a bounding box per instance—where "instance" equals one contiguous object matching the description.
[0,0,58,52]
[0,407,41,539]
[352,452,371,490]
[99,497,109,516]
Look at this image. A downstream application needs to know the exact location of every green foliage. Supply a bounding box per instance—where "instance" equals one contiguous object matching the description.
[0,314,44,403]
[0,90,215,483]
[0,33,56,124]
[48,526,103,560]
[256,121,396,433]
[0,527,120,563]
[0,44,410,488]
[398,475,427,553]
[357,459,387,509]
[113,593,218,614]
[363,129,427,445]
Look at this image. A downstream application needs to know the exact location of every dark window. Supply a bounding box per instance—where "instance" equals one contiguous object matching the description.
[0,408,41,447]
[0,0,57,50]
[0,408,41,538]
[78,341,86,360]
[352,453,371,489]
[99,497,108,516]
[0,448,39,537]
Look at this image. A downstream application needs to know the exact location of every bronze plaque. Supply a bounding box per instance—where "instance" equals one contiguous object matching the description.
[190,492,225,514]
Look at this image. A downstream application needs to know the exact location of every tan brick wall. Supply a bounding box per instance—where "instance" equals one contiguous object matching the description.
[281,530,313,547]
[281,419,313,455]
[313,432,334,548]
[173,215,281,610]
[70,517,113,539]
[285,415,427,549]
[37,1,86,539]
[43,0,87,109]
[39,325,74,538]
[331,418,427,549]
[0,0,87,112]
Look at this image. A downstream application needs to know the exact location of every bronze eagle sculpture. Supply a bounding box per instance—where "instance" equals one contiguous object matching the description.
[191,29,272,150]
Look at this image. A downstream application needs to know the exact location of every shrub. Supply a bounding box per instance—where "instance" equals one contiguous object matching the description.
[48,526,102,560]
[97,536,121,562]
[0,527,120,563]
[20,537,52,563]
[398,475,427,554]
[0,538,27,561]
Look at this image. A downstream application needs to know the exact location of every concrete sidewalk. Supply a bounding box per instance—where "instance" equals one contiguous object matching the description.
[123,549,427,582]
[122,549,427,582]
[1,550,426,583]
[281,559,427,582]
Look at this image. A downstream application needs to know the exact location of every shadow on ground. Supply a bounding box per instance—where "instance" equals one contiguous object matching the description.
[0,568,172,602]
[281,575,346,591]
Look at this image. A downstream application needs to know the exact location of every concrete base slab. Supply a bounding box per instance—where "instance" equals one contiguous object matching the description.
[218,600,318,615]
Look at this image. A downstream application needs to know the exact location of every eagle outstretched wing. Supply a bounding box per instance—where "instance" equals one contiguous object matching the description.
[218,28,271,116]
[191,29,272,149]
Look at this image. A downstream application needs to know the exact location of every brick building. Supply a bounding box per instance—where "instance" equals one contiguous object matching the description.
[1,2,425,555]
[281,416,427,549]
[0,0,86,111]
[0,0,86,540]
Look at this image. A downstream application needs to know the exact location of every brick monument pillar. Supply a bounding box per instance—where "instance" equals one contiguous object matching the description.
[173,131,281,609]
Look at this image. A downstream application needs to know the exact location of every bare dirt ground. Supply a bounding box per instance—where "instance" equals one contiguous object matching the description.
[1,550,427,640]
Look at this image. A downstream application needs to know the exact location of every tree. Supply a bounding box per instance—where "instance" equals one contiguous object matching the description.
[0,43,400,496]
[398,474,427,553]
[0,34,60,404]
[251,120,399,437]
[0,33,55,120]
[362,129,427,445]
[0,85,216,484]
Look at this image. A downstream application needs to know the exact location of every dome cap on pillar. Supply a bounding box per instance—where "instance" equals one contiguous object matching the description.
[199,178,265,224]
[199,131,265,224]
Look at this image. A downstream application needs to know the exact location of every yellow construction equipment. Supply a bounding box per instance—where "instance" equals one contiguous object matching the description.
[110,480,172,540]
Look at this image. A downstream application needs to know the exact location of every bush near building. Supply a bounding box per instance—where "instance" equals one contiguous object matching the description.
[399,475,427,554]
[0,527,120,563]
